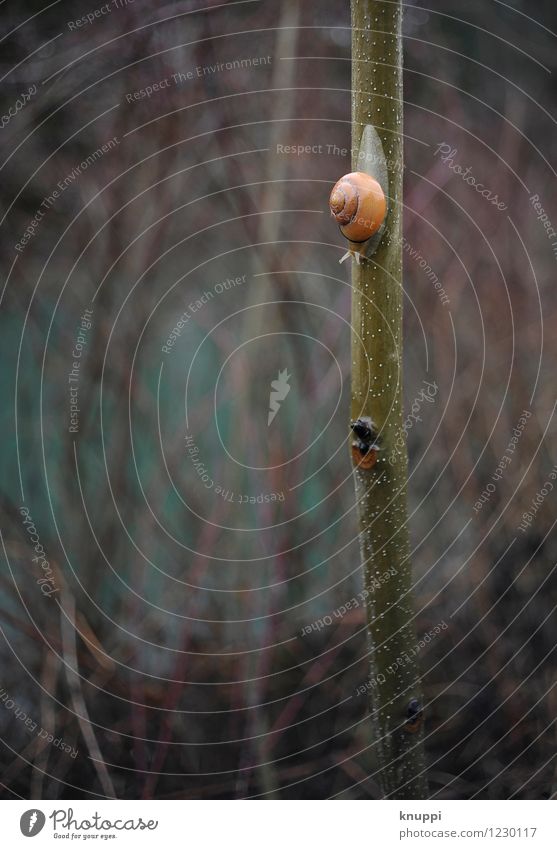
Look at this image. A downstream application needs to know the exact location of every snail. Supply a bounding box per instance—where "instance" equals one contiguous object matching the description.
[350,417,380,470]
[351,443,378,470]
[329,171,387,264]
[404,698,424,734]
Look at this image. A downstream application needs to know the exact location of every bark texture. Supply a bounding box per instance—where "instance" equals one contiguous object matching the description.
[351,0,428,798]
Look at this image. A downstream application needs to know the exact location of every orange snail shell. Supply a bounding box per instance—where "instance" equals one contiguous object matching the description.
[329,172,386,243]
[404,716,424,734]
[351,444,378,470]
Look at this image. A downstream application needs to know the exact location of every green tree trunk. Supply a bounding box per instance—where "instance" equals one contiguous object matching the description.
[350,0,428,798]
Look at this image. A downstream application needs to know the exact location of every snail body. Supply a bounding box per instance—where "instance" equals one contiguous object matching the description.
[329,171,386,262]
[404,698,424,735]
